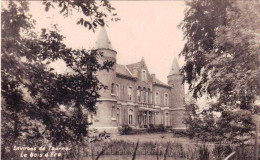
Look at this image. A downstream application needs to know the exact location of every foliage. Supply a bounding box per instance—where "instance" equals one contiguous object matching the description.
[118,125,133,135]
[180,0,260,144]
[172,130,188,138]
[157,124,166,132]
[42,0,119,30]
[212,144,232,160]
[147,124,166,133]
[197,144,210,160]
[1,0,115,158]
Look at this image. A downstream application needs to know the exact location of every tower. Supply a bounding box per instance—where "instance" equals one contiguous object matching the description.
[95,26,117,99]
[95,26,117,69]
[167,57,186,129]
[92,27,118,131]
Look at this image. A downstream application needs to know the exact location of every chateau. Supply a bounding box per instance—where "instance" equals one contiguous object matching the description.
[89,27,186,133]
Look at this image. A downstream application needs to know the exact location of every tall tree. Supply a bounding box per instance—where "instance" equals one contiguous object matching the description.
[180,0,260,143]
[1,0,115,158]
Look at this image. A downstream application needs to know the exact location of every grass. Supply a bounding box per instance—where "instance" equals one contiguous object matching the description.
[111,133,193,144]
[61,133,254,160]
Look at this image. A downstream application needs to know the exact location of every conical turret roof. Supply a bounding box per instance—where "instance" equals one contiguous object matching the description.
[95,27,113,50]
[169,57,180,75]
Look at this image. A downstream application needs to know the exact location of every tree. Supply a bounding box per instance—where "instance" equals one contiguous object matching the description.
[180,0,260,144]
[1,0,116,158]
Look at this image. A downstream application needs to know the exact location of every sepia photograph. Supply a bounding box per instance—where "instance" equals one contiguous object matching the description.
[1,0,260,159]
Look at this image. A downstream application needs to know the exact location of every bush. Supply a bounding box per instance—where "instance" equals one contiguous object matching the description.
[147,124,156,133]
[213,144,233,160]
[198,144,210,160]
[157,124,166,132]
[147,124,166,133]
[172,130,188,137]
[118,125,133,135]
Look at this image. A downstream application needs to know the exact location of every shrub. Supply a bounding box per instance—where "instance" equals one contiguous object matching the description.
[147,124,156,133]
[172,130,188,137]
[212,144,233,160]
[198,144,210,160]
[118,125,133,135]
[157,124,166,132]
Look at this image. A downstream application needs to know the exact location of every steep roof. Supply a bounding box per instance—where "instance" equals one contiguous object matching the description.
[154,77,171,88]
[115,64,134,78]
[126,57,148,73]
[126,61,141,73]
[169,57,180,75]
[95,27,113,50]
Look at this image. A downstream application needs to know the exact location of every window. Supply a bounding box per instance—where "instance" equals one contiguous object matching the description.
[155,112,159,125]
[164,93,168,106]
[143,88,146,103]
[155,92,160,105]
[148,88,151,103]
[111,83,115,94]
[137,87,141,102]
[116,108,120,124]
[128,109,134,125]
[116,84,120,98]
[146,91,149,103]
[141,70,147,81]
[165,113,169,126]
[127,87,132,101]
[149,112,152,124]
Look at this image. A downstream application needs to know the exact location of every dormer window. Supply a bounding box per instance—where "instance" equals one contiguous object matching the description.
[141,70,147,81]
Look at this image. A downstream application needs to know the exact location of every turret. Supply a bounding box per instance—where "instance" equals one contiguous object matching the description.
[95,27,117,99]
[167,57,186,129]
[95,27,117,69]
[167,57,184,108]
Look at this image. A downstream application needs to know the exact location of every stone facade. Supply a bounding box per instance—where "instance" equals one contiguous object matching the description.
[89,27,186,133]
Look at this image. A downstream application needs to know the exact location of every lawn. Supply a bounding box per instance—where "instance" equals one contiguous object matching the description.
[110,133,194,144]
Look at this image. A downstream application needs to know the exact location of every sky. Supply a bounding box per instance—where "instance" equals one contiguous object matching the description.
[28,1,187,85]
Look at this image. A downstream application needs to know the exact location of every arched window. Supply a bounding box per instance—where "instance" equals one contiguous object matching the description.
[116,108,120,124]
[111,83,115,94]
[155,92,160,105]
[137,86,141,102]
[128,109,134,125]
[141,70,147,81]
[165,113,169,126]
[164,93,168,106]
[143,87,146,103]
[148,88,151,103]
[116,84,120,98]
[127,87,133,101]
